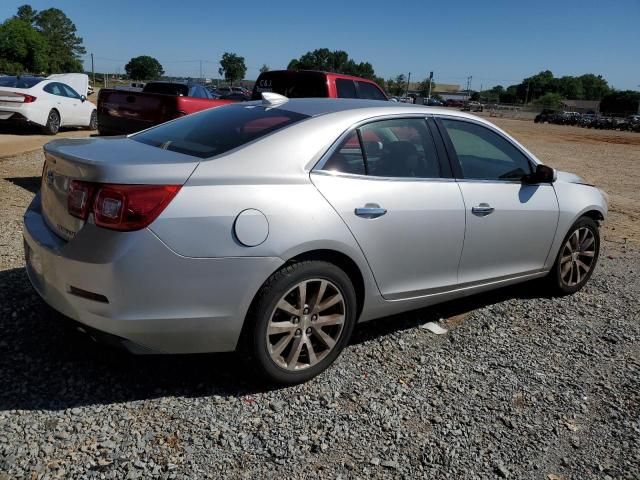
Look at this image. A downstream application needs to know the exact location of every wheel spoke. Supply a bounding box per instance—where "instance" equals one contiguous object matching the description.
[286,336,304,368]
[270,332,294,357]
[268,321,297,335]
[311,280,328,311]
[570,230,580,250]
[561,254,572,265]
[318,293,341,312]
[315,314,344,327]
[305,337,318,364]
[298,282,307,311]
[276,299,298,316]
[579,250,595,257]
[576,259,590,273]
[575,263,582,284]
[580,233,594,250]
[561,259,572,278]
[313,326,336,349]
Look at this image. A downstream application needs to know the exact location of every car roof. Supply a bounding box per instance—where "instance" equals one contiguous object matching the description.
[258,69,379,83]
[242,97,485,122]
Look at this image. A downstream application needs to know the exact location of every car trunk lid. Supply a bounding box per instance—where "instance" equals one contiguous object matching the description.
[41,136,199,241]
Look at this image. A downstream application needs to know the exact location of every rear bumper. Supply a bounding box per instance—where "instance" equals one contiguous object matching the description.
[23,194,283,354]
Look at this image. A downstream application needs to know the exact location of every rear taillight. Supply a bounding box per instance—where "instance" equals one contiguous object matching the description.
[67,181,180,231]
[22,94,37,103]
[0,93,37,103]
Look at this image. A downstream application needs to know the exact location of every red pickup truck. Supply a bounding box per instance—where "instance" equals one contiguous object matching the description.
[97,82,233,135]
[251,70,388,101]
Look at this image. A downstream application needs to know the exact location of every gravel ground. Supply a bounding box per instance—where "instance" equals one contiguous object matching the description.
[1,145,639,479]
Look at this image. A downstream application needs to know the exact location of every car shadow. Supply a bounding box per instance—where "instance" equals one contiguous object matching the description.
[0,266,552,411]
[4,176,41,194]
[0,123,80,136]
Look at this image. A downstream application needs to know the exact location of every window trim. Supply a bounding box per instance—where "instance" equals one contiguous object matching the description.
[313,114,452,181]
[434,115,539,183]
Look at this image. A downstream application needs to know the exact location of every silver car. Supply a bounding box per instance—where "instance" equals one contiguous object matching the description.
[23,96,607,384]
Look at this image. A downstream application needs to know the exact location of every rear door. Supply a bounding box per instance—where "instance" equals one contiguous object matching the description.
[43,82,75,125]
[311,116,466,300]
[436,117,559,284]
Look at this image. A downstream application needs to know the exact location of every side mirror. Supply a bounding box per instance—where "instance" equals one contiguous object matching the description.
[80,95,86,102]
[523,164,556,184]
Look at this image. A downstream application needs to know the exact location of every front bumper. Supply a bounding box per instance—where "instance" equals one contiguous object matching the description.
[23,194,283,354]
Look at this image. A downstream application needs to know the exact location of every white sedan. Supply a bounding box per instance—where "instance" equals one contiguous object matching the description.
[0,76,97,135]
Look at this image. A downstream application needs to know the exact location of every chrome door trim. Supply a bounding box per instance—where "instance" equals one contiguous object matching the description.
[384,268,547,301]
[310,170,457,183]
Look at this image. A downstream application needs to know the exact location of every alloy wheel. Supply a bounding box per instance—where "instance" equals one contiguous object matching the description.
[559,227,597,286]
[48,111,60,132]
[266,278,346,371]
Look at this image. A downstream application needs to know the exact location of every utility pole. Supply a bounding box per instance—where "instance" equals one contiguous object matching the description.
[405,72,411,99]
[524,81,530,105]
[91,53,95,87]
[427,71,433,100]
[199,60,203,84]
[466,75,472,100]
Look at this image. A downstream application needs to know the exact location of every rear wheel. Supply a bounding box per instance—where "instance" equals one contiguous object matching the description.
[246,261,357,385]
[43,109,60,135]
[549,217,600,294]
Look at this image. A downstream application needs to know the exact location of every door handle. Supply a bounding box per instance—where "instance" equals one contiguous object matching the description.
[471,203,495,216]
[355,204,387,219]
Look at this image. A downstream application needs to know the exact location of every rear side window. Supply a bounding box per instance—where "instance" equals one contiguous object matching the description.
[336,79,358,98]
[357,81,387,100]
[143,83,189,96]
[323,131,366,175]
[44,83,65,96]
[252,72,328,99]
[132,105,310,159]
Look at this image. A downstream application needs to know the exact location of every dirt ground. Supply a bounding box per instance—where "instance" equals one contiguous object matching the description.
[1,114,638,244]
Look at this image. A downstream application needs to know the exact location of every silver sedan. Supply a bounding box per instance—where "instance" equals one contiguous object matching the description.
[23,95,607,384]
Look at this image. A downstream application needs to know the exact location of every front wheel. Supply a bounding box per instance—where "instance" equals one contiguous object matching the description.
[246,261,357,385]
[88,110,98,130]
[548,217,600,294]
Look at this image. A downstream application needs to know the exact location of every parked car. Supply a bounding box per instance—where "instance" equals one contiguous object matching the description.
[444,99,465,108]
[24,96,607,384]
[424,98,443,106]
[0,75,97,134]
[534,109,557,123]
[97,81,234,135]
[251,70,388,101]
[462,101,484,112]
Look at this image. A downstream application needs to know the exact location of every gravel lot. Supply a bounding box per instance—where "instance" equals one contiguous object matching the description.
[1,121,639,479]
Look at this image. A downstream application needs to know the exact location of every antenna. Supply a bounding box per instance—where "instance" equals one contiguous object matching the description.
[262,92,288,107]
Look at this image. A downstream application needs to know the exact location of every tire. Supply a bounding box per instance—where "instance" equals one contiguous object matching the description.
[43,109,60,135]
[548,217,600,295]
[88,110,98,130]
[245,260,357,385]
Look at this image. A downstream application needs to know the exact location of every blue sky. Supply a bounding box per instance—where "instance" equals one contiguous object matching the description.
[2,0,639,90]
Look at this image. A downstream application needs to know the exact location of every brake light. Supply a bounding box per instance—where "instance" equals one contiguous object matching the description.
[66,182,180,231]
[22,94,37,103]
[68,180,96,219]
[0,93,37,103]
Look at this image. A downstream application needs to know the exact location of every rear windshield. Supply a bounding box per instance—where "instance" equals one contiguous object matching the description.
[132,104,310,159]
[0,76,44,88]
[252,72,328,100]
[143,82,189,96]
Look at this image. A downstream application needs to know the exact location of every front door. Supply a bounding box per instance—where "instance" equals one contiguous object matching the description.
[311,117,466,300]
[437,117,559,285]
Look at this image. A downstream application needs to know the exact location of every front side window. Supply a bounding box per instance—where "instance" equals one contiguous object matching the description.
[441,119,533,180]
[357,81,387,100]
[132,104,309,159]
[61,84,81,99]
[336,79,358,99]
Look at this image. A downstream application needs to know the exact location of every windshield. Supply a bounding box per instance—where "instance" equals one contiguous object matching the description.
[0,76,44,88]
[132,104,310,159]
[252,71,328,100]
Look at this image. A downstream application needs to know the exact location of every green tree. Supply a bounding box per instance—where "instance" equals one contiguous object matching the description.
[15,4,38,23]
[287,48,379,80]
[534,92,563,109]
[34,7,85,72]
[417,78,436,96]
[556,76,584,99]
[600,90,640,115]
[0,17,48,74]
[218,52,246,85]
[578,74,610,100]
[259,64,269,74]
[125,55,164,80]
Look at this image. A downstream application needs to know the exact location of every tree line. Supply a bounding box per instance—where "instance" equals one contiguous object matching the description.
[0,4,85,74]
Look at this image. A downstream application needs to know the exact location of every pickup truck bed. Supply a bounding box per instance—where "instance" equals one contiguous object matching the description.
[97,82,233,136]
